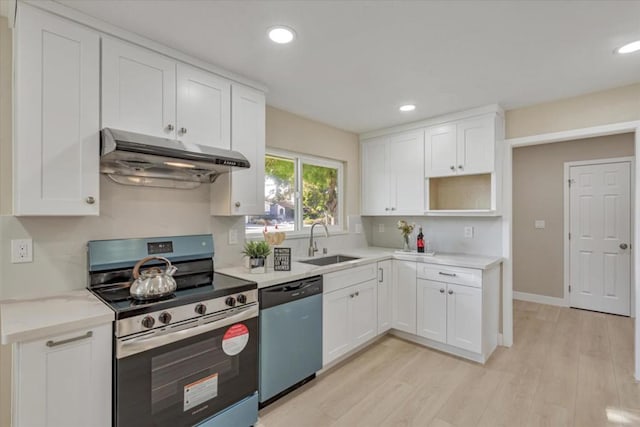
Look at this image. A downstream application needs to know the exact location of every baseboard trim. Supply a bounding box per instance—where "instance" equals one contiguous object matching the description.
[513,291,567,307]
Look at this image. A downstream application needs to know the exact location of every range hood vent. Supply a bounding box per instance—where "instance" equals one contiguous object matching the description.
[100,128,250,188]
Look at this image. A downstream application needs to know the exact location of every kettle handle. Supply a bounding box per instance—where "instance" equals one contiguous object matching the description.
[132,256,172,279]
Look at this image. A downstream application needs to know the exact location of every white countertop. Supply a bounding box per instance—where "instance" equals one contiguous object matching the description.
[0,290,115,345]
[217,246,502,289]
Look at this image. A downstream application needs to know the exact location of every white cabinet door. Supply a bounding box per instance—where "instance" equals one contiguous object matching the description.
[102,38,176,138]
[361,137,389,215]
[388,131,425,215]
[392,260,417,334]
[377,260,393,334]
[14,323,112,427]
[14,5,100,215]
[446,283,482,353]
[425,124,457,177]
[176,63,231,149]
[456,116,494,175]
[323,286,352,365]
[416,279,447,343]
[211,84,265,216]
[351,279,378,348]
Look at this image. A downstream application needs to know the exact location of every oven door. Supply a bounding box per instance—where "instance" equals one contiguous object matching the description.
[114,305,258,427]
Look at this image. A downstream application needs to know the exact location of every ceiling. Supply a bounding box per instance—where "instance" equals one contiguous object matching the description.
[57,0,640,134]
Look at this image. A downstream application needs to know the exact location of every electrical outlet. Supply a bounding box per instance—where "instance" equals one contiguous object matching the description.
[11,239,33,263]
[534,220,546,229]
[228,229,239,245]
[464,226,474,239]
[378,224,385,233]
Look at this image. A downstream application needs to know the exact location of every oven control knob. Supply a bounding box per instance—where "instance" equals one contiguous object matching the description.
[236,294,247,304]
[225,297,236,307]
[159,312,172,324]
[195,304,207,315]
[141,316,155,329]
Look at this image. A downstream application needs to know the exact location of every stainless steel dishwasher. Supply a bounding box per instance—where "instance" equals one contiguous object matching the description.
[259,276,323,408]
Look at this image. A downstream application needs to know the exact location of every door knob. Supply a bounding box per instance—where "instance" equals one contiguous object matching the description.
[448,289,454,295]
[235,202,241,208]
[450,165,455,171]
[85,196,95,205]
[620,243,629,250]
[439,288,445,293]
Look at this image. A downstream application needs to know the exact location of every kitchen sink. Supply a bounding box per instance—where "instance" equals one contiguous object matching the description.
[299,255,360,266]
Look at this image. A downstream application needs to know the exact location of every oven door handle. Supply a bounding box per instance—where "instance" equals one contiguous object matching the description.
[116,304,258,359]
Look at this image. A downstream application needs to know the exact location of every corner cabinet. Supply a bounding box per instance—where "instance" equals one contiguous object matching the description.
[361,130,425,215]
[210,85,266,216]
[13,323,112,427]
[13,4,100,215]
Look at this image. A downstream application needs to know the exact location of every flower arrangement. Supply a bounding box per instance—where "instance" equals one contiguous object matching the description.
[397,220,415,251]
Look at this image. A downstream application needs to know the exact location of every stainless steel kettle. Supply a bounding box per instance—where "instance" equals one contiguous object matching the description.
[129,256,178,300]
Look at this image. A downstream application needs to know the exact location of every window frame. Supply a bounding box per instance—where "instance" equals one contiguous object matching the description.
[246,148,345,238]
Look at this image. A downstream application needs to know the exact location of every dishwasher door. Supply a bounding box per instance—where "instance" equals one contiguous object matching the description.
[259,281,322,404]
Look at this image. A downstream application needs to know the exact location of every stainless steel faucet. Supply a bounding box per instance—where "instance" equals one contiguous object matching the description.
[308,223,330,257]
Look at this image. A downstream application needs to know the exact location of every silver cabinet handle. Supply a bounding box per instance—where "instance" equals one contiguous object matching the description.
[448,289,454,295]
[439,288,445,293]
[458,165,463,169]
[235,202,241,208]
[85,196,95,205]
[166,124,174,131]
[179,127,187,134]
[620,243,629,249]
[450,165,455,171]
[438,272,457,277]
[378,267,384,283]
[46,331,93,347]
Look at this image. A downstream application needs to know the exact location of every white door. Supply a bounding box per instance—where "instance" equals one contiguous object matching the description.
[176,63,231,149]
[361,137,389,215]
[322,287,352,366]
[446,283,482,353]
[569,161,631,316]
[416,279,447,343]
[102,38,176,138]
[456,116,495,175]
[425,124,457,177]
[377,260,393,334]
[388,130,425,215]
[14,4,100,215]
[351,280,378,348]
[392,260,417,334]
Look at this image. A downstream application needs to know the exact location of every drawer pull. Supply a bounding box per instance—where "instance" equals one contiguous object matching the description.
[46,331,93,347]
[448,289,454,295]
[438,272,457,277]
[439,288,445,293]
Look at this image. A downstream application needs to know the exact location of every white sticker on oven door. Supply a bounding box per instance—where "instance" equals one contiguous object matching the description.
[184,373,218,412]
[222,323,249,356]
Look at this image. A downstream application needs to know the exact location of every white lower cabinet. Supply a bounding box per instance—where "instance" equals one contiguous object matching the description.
[391,260,417,334]
[416,279,447,343]
[376,260,393,334]
[323,272,378,366]
[13,323,112,427]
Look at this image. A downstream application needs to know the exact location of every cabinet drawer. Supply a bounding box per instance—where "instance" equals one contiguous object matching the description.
[324,263,377,293]
[416,263,482,288]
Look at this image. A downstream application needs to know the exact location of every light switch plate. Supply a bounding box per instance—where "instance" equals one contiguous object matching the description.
[228,229,239,245]
[11,239,33,263]
[464,226,474,238]
[535,220,546,229]
[378,224,385,233]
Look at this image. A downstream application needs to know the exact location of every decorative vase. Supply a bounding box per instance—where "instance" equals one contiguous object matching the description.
[248,256,267,274]
[402,234,411,252]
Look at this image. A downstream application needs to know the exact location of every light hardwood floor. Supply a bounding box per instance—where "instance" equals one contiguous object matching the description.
[257,300,639,427]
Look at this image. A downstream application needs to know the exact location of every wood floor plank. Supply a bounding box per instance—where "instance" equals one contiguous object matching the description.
[574,354,620,427]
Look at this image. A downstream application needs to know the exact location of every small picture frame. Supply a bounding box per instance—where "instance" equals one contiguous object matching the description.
[273,247,291,271]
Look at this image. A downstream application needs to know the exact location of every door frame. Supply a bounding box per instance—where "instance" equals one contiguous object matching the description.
[563,157,635,314]
[503,119,640,381]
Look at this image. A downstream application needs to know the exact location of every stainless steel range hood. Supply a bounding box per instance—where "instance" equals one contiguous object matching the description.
[100,128,250,189]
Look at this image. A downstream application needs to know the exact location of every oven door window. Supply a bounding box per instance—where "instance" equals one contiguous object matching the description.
[115,317,258,427]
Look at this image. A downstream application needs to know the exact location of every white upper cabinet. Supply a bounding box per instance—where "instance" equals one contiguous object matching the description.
[425,114,496,177]
[210,84,266,216]
[102,38,177,138]
[361,130,424,215]
[176,64,231,149]
[14,4,100,215]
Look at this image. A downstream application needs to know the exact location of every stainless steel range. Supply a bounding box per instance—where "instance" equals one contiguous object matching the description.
[87,234,259,427]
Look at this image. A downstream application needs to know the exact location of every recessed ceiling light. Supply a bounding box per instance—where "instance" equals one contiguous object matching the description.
[399,104,416,112]
[617,40,640,54]
[268,26,296,44]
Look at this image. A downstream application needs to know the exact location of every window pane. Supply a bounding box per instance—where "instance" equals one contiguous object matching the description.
[246,155,296,232]
[302,163,339,227]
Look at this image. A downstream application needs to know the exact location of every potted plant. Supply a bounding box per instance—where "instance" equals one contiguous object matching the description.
[242,240,272,274]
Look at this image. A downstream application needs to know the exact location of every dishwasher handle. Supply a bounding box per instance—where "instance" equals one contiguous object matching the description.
[260,276,323,309]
